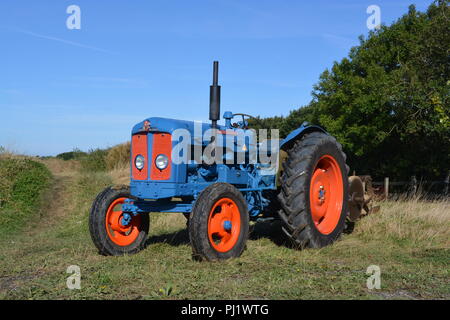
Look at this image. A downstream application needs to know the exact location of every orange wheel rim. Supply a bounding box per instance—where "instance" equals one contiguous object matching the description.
[105,197,142,246]
[309,155,343,235]
[208,198,241,253]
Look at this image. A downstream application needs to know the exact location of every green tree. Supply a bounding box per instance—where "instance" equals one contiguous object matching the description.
[256,1,450,180]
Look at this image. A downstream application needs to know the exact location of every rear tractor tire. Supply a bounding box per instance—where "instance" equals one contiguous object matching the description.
[188,183,249,261]
[278,131,349,249]
[89,186,149,256]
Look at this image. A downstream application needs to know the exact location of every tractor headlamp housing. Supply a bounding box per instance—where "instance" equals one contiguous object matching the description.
[135,155,145,171]
[155,154,169,170]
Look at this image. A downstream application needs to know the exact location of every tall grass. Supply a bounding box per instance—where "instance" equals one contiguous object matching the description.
[64,142,130,173]
[79,148,108,172]
[105,142,130,171]
[0,153,52,235]
[356,198,450,248]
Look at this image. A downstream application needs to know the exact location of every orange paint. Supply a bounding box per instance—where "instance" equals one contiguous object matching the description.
[219,129,237,136]
[309,155,344,235]
[208,198,241,252]
[132,133,148,180]
[105,197,142,246]
[150,133,172,180]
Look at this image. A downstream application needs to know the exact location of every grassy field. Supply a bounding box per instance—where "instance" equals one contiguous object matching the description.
[0,157,448,300]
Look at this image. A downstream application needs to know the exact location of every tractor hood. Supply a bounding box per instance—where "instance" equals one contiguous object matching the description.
[132,117,328,151]
[132,117,214,135]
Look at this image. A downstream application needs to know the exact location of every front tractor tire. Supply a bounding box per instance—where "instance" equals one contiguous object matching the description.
[278,131,349,249]
[189,183,249,261]
[89,186,149,256]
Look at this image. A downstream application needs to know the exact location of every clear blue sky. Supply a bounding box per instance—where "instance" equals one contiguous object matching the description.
[1,0,432,156]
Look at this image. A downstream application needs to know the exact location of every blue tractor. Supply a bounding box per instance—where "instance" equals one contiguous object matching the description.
[89,62,365,261]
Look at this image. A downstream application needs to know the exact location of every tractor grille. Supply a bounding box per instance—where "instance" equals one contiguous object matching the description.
[150,133,172,180]
[131,132,172,181]
[131,133,148,180]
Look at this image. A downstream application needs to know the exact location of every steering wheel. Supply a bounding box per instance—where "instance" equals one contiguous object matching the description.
[231,113,261,130]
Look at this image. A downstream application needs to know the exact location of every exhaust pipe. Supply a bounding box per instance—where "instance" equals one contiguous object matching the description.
[209,61,221,129]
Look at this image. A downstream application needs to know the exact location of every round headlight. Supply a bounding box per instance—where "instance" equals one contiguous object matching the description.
[155,154,169,170]
[135,155,145,170]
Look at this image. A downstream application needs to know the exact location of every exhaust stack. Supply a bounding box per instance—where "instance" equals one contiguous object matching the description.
[209,61,221,129]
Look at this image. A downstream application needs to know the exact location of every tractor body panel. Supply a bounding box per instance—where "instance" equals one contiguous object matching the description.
[127,115,329,219]
[129,116,256,198]
[280,123,327,150]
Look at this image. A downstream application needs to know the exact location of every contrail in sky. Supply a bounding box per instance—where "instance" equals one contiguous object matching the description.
[13,28,117,54]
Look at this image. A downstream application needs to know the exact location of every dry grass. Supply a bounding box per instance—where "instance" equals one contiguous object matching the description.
[109,166,130,185]
[105,142,130,171]
[356,198,450,248]
[0,150,28,161]
[0,146,21,158]
[105,143,130,185]
[37,158,80,177]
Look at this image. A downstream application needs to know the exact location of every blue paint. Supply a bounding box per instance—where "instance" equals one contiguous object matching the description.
[121,213,132,226]
[280,122,327,150]
[223,220,232,231]
[125,113,328,220]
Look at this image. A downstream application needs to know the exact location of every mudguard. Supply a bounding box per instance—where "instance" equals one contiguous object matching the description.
[280,123,327,150]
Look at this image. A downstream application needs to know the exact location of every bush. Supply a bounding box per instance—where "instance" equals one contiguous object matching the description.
[59,142,130,172]
[105,142,130,170]
[79,148,109,172]
[0,156,52,234]
[56,148,87,161]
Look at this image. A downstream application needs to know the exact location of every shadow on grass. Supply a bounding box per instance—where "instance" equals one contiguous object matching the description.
[249,220,292,247]
[145,220,292,248]
[146,228,190,246]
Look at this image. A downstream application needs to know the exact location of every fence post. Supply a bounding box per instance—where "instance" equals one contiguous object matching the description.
[409,175,417,196]
[384,177,389,200]
[445,171,450,196]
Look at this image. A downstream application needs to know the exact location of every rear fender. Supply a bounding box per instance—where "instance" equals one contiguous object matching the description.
[280,124,327,151]
[276,124,327,187]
